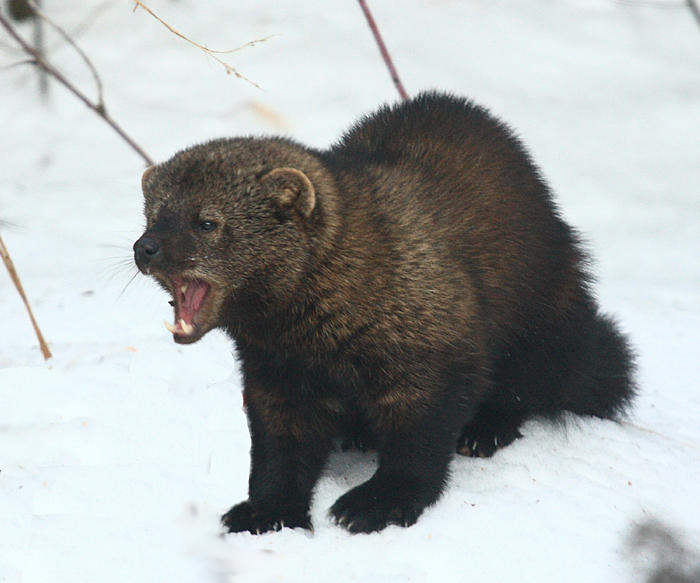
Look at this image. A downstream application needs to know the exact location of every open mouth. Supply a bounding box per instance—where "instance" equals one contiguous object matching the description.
[163,276,211,341]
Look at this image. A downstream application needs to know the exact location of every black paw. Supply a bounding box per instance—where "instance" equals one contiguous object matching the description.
[221,500,311,534]
[457,420,522,457]
[329,477,423,533]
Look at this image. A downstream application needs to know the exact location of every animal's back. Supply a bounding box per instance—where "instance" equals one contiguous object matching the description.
[325,92,586,343]
[329,91,545,196]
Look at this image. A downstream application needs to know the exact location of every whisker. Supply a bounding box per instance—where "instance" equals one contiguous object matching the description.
[98,256,138,284]
[118,271,141,299]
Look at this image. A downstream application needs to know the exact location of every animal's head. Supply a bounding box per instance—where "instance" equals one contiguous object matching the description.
[133,137,337,344]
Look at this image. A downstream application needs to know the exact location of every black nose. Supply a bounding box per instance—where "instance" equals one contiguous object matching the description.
[133,235,161,270]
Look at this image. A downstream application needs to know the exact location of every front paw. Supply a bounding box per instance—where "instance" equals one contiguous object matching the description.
[221,500,312,534]
[329,478,423,533]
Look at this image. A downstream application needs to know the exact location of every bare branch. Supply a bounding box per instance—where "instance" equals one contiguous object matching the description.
[131,0,273,88]
[0,11,154,165]
[32,0,48,98]
[357,0,408,101]
[0,58,39,71]
[0,1,119,55]
[27,0,104,110]
[69,0,118,42]
[0,233,52,360]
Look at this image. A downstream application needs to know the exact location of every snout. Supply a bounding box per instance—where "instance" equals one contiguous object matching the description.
[133,234,161,272]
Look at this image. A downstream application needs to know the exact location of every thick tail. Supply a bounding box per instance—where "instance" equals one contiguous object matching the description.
[558,309,637,420]
[457,305,636,457]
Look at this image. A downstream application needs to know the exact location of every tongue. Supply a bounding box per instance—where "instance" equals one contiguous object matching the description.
[165,278,210,336]
[179,280,209,325]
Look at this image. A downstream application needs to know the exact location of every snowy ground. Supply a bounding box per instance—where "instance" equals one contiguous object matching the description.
[1,1,699,582]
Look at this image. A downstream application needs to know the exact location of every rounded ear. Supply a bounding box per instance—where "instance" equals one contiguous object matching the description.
[141,165,157,191]
[260,167,316,219]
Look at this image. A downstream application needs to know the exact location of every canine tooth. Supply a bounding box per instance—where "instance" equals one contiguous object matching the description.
[164,320,178,334]
[180,319,194,335]
[181,284,188,295]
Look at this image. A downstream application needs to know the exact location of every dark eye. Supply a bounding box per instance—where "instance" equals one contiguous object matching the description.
[199,220,217,232]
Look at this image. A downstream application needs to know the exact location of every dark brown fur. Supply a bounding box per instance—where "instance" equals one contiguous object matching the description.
[134,92,635,534]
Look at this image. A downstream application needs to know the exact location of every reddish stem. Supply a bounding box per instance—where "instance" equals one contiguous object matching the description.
[357,0,408,101]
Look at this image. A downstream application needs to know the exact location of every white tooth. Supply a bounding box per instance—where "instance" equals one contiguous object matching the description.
[180,319,194,335]
[181,284,188,295]
[164,320,178,334]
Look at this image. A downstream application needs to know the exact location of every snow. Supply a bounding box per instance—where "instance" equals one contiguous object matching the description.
[1,1,699,581]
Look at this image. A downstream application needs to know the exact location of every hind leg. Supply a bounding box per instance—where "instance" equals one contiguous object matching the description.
[457,399,525,458]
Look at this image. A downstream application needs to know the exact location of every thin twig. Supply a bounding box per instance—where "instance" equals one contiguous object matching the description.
[0,12,154,165]
[0,1,119,57]
[1,59,38,71]
[132,0,272,88]
[69,0,118,42]
[32,0,48,98]
[27,0,104,110]
[0,233,52,360]
[357,0,408,101]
